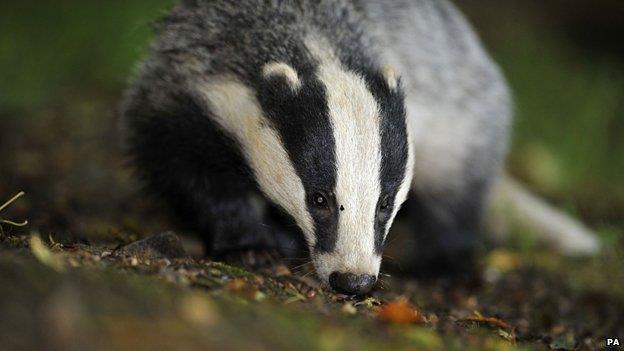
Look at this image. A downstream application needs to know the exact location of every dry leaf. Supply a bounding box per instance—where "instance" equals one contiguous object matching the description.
[226,278,264,301]
[226,278,248,292]
[377,298,427,324]
[458,314,513,330]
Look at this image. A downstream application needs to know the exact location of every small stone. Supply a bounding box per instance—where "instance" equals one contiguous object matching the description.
[341,303,357,315]
[306,289,316,299]
[334,293,349,301]
[115,231,187,260]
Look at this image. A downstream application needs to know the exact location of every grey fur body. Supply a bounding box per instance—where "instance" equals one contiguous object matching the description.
[124,0,595,294]
[362,0,511,193]
[358,0,512,269]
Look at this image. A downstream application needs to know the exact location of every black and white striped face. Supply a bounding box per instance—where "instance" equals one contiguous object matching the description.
[196,60,412,294]
[258,60,413,293]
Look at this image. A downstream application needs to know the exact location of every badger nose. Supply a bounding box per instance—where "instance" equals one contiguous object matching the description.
[329,272,376,295]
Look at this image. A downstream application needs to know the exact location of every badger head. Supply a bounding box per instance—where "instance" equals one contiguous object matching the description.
[256,60,413,295]
[197,59,412,295]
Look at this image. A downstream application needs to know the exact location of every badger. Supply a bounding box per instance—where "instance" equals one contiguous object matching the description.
[122,0,599,295]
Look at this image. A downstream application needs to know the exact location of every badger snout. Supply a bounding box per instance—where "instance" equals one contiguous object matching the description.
[313,251,381,295]
[329,271,376,295]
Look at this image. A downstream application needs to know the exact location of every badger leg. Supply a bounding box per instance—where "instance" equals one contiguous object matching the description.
[159,163,306,261]
[146,144,278,256]
[405,182,488,278]
[196,188,307,259]
[195,190,270,256]
[163,141,304,258]
[403,101,506,278]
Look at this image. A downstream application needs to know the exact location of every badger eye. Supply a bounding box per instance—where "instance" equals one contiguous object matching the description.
[312,192,328,208]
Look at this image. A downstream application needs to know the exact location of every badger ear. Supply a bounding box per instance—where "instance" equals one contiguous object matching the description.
[261,62,302,93]
[381,65,399,91]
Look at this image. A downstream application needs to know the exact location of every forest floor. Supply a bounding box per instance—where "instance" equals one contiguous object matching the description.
[1,229,623,351]
[1,94,623,351]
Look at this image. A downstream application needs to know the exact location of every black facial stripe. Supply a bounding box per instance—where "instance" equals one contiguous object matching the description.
[256,69,339,254]
[365,74,409,254]
[316,14,410,255]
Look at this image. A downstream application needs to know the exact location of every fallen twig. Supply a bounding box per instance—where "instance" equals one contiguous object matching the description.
[0,191,29,227]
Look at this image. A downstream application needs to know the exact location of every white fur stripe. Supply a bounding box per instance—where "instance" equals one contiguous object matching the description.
[194,76,315,245]
[312,51,383,277]
[262,62,302,92]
